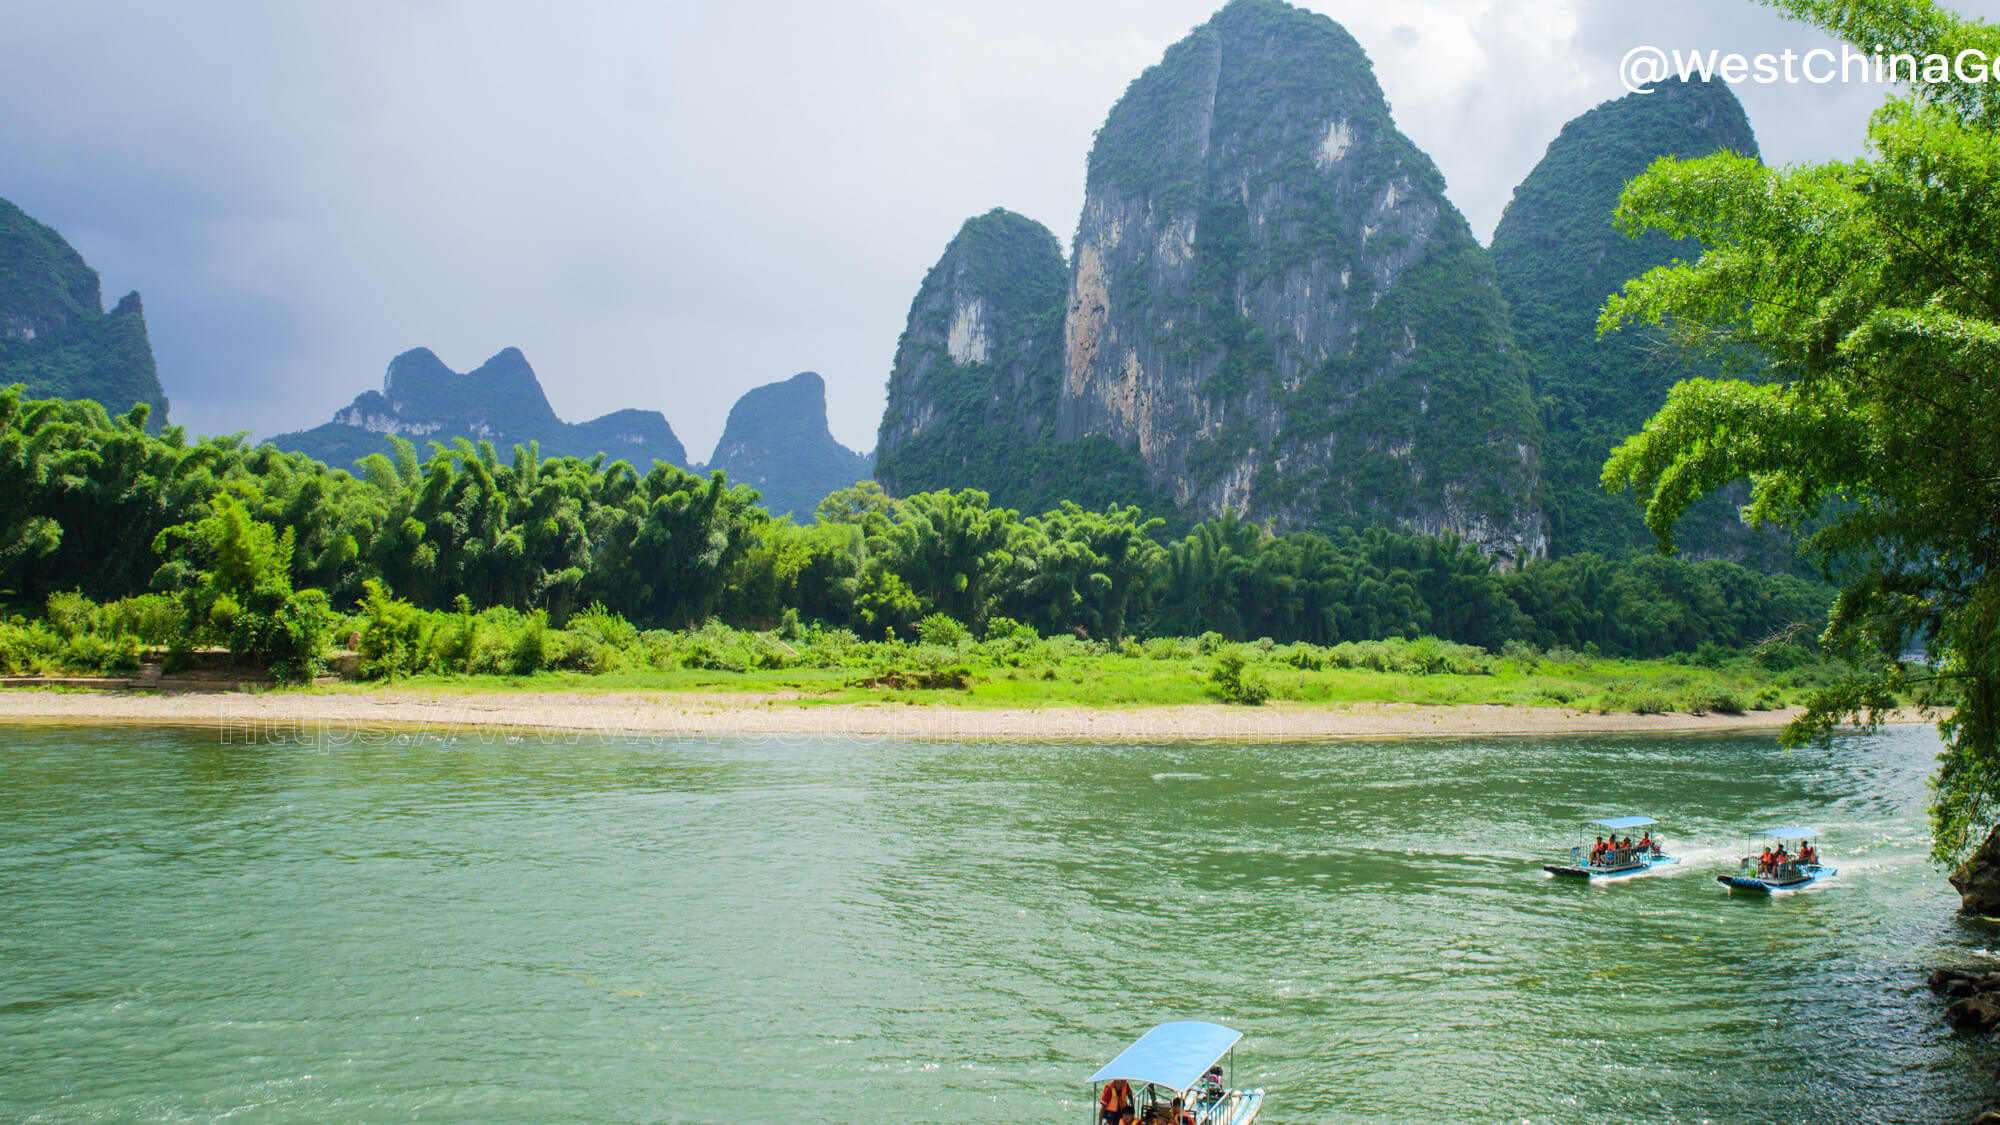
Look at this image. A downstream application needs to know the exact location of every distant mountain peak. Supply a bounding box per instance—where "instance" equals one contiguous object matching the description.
[716,370,829,441]
[272,346,687,471]
[0,196,167,424]
[375,346,560,436]
[707,371,870,519]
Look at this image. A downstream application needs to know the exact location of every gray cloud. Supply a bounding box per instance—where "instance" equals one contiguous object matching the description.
[1,0,1993,458]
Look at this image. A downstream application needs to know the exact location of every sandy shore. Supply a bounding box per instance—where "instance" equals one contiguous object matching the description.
[0,686,1934,740]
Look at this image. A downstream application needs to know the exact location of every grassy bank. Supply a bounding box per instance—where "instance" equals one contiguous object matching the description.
[328,647,1826,713]
[0,591,1852,715]
[319,621,1839,715]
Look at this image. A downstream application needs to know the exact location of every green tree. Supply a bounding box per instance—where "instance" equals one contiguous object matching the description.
[1599,0,2000,859]
[1001,502,1163,641]
[876,489,1014,627]
[153,491,333,682]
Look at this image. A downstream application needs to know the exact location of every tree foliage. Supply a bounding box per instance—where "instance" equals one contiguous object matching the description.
[0,384,1830,680]
[1600,0,2000,859]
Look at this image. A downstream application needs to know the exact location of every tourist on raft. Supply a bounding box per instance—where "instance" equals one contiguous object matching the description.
[1099,1079,1134,1125]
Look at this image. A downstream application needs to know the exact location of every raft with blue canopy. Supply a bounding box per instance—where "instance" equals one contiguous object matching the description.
[1543,815,1679,879]
[1719,826,1836,893]
[1088,1021,1264,1125]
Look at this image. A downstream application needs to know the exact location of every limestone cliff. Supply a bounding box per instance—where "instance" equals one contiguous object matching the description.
[269,347,688,470]
[1490,77,1791,567]
[875,208,1167,517]
[1054,0,1542,560]
[876,209,1065,497]
[705,371,870,519]
[0,196,168,424]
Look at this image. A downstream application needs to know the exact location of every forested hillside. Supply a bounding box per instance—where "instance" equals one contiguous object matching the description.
[0,197,167,425]
[1491,78,1791,567]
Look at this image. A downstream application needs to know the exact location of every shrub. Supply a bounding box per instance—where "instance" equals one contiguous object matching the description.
[568,603,640,651]
[1209,647,1270,705]
[776,607,804,642]
[917,613,970,647]
[1684,690,1746,716]
[1755,642,1814,672]
[676,621,755,672]
[61,632,141,674]
[510,611,550,674]
[427,612,481,673]
[99,594,186,646]
[0,620,60,674]
[1622,692,1674,715]
[1279,643,1325,670]
[231,587,335,684]
[44,591,97,641]
[1692,641,1731,668]
[982,615,1037,642]
[358,580,428,679]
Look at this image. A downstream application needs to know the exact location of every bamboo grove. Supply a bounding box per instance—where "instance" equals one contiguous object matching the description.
[0,388,1831,673]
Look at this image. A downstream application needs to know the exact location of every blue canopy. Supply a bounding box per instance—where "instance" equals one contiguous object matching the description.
[1592,815,1657,830]
[1759,826,1819,839]
[1089,1021,1242,1093]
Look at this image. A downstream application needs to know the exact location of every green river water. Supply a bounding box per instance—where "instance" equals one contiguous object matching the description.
[0,721,1990,1123]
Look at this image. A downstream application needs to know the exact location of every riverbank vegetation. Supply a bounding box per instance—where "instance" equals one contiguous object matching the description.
[1,388,1840,701]
[0,584,1851,714]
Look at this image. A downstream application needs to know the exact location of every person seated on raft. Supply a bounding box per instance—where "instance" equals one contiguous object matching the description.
[1638,831,1653,854]
[1799,842,1817,866]
[1758,846,1775,875]
[1774,844,1792,874]
[1099,1079,1134,1125]
[1170,1097,1196,1125]
[1591,836,1607,864]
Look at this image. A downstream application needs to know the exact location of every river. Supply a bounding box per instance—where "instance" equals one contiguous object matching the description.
[0,721,1988,1122]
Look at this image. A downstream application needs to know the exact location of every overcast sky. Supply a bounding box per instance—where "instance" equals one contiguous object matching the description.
[3,0,1996,459]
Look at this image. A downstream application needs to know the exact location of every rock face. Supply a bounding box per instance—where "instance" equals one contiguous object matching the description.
[704,371,871,519]
[269,347,688,470]
[877,0,1543,554]
[1489,78,1791,567]
[0,196,168,424]
[872,206,1160,512]
[1928,967,2000,1035]
[1053,0,1542,560]
[1951,825,2000,916]
[874,208,1163,515]
[876,209,1067,497]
